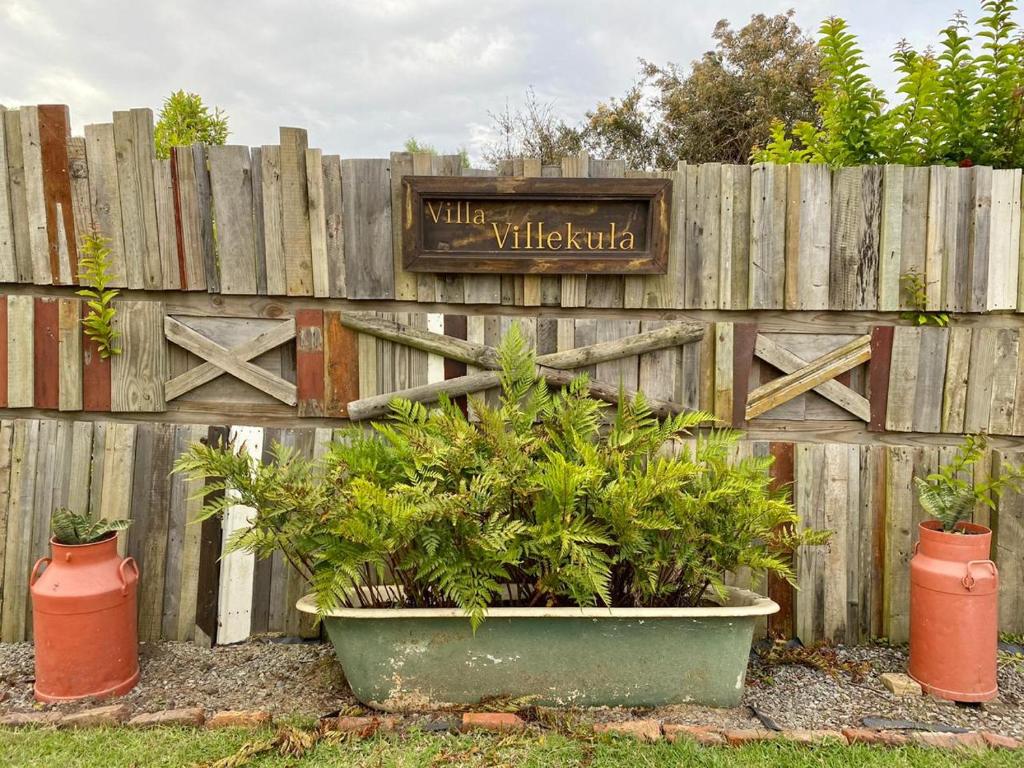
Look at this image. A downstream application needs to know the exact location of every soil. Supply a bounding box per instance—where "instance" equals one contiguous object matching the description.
[1,639,1022,738]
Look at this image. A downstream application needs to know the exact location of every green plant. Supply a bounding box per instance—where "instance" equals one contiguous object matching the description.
[154,90,229,159]
[898,269,951,327]
[176,325,828,628]
[51,507,131,545]
[753,2,1024,168]
[915,435,1024,532]
[76,230,121,359]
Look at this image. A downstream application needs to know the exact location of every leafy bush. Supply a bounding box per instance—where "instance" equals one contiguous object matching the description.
[76,230,121,359]
[754,2,1024,168]
[154,90,229,159]
[915,435,1024,532]
[51,508,131,545]
[175,326,827,626]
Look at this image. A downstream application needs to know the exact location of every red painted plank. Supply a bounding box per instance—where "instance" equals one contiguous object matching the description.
[81,301,111,412]
[867,326,894,431]
[33,297,59,409]
[767,441,795,639]
[0,296,7,408]
[296,308,325,417]
[443,315,469,417]
[323,310,359,417]
[731,323,758,427]
[37,104,77,284]
[169,147,189,289]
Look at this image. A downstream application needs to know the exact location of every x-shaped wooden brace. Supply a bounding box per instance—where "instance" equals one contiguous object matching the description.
[164,316,298,405]
[745,333,872,421]
[341,313,706,421]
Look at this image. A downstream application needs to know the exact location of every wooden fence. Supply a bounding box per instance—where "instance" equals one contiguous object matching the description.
[0,102,1022,646]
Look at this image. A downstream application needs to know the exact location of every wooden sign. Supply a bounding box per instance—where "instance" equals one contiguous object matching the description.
[401,176,671,274]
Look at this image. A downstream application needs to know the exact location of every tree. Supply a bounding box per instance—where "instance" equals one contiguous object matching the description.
[154,90,229,159]
[755,2,1024,168]
[403,137,471,169]
[484,13,820,169]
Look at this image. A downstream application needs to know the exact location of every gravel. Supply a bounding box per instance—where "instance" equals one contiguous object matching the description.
[1,640,1021,738]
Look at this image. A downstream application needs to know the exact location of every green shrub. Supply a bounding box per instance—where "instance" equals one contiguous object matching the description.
[154,90,228,159]
[175,325,827,626]
[754,1,1024,168]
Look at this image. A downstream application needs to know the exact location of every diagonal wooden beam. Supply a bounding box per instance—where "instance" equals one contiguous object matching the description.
[164,317,298,405]
[341,312,499,368]
[164,318,297,400]
[753,335,871,421]
[746,334,872,420]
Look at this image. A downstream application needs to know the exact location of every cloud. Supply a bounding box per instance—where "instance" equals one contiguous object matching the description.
[0,0,988,165]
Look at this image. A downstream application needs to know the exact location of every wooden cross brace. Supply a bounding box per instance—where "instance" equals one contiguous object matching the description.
[341,314,706,421]
[164,316,298,405]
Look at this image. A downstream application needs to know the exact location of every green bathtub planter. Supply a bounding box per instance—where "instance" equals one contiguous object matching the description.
[298,586,778,710]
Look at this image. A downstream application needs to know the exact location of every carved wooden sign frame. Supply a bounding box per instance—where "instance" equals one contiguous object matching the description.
[401,176,672,274]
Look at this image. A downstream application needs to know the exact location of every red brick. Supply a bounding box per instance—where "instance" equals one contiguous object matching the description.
[461,713,526,733]
[782,729,847,745]
[842,728,908,747]
[0,712,62,728]
[593,719,662,742]
[207,710,272,728]
[982,732,1022,750]
[331,716,398,738]
[724,729,777,746]
[61,704,132,728]
[663,724,725,745]
[128,708,206,728]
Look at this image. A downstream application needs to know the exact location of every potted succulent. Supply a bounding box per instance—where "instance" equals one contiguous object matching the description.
[909,436,1023,702]
[176,326,827,710]
[30,508,139,702]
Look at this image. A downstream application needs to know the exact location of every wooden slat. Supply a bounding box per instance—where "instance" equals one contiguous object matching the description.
[250,147,267,296]
[994,450,1024,633]
[82,301,112,412]
[911,326,949,434]
[1,419,39,641]
[746,335,872,420]
[987,168,1021,310]
[37,105,77,284]
[884,326,920,432]
[898,166,930,310]
[164,423,204,640]
[280,127,313,296]
[749,162,786,309]
[0,107,16,281]
[713,322,733,422]
[730,323,757,427]
[766,441,795,638]
[111,300,167,412]
[4,109,33,282]
[296,308,325,417]
[941,326,972,433]
[324,310,358,417]
[6,295,33,408]
[305,148,329,298]
[637,321,678,403]
[794,442,825,642]
[964,327,998,433]
[322,154,345,298]
[112,111,147,288]
[585,158,626,310]
[66,136,92,260]
[389,151,417,301]
[988,328,1018,435]
[867,326,894,432]
[258,145,286,296]
[0,297,7,407]
[153,158,180,290]
[559,152,589,308]
[32,297,59,409]
[171,146,205,290]
[193,426,226,646]
[20,107,51,285]
[193,146,218,293]
[968,165,993,313]
[785,163,831,310]
[342,158,393,299]
[84,123,126,286]
[830,166,881,310]
[208,146,257,295]
[877,165,903,311]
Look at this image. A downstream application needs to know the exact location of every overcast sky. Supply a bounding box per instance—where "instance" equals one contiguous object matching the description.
[0,1,1000,164]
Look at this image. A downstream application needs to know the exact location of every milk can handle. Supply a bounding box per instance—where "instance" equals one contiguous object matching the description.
[962,559,996,590]
[30,557,51,586]
[118,557,139,596]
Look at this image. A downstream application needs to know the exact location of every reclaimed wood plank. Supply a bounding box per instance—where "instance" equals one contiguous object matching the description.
[987,168,1021,310]
[84,123,126,285]
[830,166,881,310]
[795,442,825,642]
[989,328,1018,435]
[258,146,286,295]
[249,146,267,296]
[208,146,257,295]
[389,151,416,300]
[98,422,137,556]
[171,146,205,290]
[66,136,92,261]
[4,109,33,282]
[941,326,972,433]
[900,166,930,310]
[0,297,7,407]
[749,162,786,309]
[132,109,162,289]
[57,298,82,411]
[6,295,33,408]
[32,297,58,409]
[994,450,1024,633]
[296,308,325,417]
[112,111,146,288]
[884,326,920,432]
[911,326,949,434]
[637,321,678,404]
[322,154,345,298]
[82,300,112,412]
[324,310,358,417]
[280,127,313,296]
[164,423,202,640]
[785,163,831,310]
[0,107,16,281]
[20,107,51,284]
[153,158,181,290]
[24,418,56,640]
[713,322,733,423]
[965,327,998,433]
[822,442,853,643]
[867,326,894,432]
[968,165,993,313]
[194,426,226,646]
[1,419,39,641]
[111,300,167,412]
[0,421,16,623]
[37,105,77,284]
[766,441,795,637]
[305,148,329,298]
[878,165,904,311]
[218,425,262,644]
[342,159,394,299]
[560,152,589,308]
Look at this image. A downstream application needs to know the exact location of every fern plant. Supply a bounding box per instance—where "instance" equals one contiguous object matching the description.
[754,2,1024,168]
[915,435,1024,532]
[77,230,121,359]
[51,508,131,545]
[175,324,828,627]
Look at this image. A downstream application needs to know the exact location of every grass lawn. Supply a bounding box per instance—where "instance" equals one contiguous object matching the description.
[0,727,1019,768]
